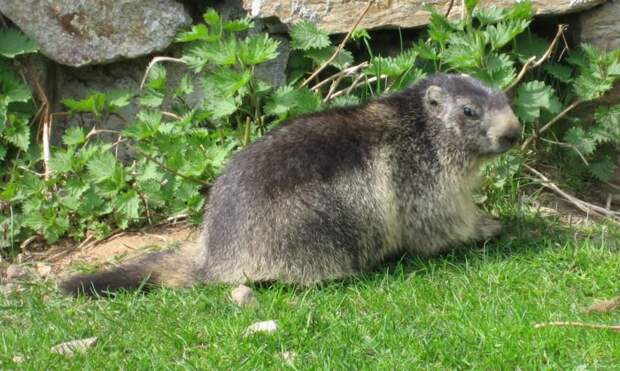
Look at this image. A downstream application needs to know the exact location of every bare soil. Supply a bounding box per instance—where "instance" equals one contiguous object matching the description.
[28,223,199,280]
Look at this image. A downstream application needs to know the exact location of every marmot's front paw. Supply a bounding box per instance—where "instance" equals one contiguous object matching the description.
[477,217,502,241]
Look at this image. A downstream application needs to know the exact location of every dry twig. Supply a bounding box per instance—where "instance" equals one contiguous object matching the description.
[27,72,53,180]
[301,2,374,88]
[534,321,620,333]
[328,75,388,100]
[505,24,568,92]
[311,62,369,92]
[587,296,620,314]
[445,0,456,18]
[525,164,620,223]
[520,100,582,150]
[139,56,185,90]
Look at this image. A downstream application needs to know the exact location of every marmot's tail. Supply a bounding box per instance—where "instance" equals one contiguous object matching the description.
[60,242,200,297]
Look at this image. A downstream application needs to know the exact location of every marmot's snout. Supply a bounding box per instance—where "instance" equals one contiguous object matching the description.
[498,121,521,147]
[487,105,521,153]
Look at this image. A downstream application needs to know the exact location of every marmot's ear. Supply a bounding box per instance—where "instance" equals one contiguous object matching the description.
[424,85,447,116]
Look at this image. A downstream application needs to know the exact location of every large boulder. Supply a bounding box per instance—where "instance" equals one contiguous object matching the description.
[0,0,191,66]
[578,0,620,51]
[243,0,605,34]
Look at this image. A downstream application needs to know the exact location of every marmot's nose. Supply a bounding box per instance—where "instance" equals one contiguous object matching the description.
[501,125,521,146]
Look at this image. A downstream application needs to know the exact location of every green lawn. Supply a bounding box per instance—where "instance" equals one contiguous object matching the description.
[1,204,619,369]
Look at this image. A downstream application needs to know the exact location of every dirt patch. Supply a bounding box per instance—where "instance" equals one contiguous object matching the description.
[39,223,199,279]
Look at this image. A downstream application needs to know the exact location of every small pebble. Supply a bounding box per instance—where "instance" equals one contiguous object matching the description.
[50,337,98,356]
[280,350,297,363]
[231,284,258,307]
[243,320,278,337]
[34,263,52,278]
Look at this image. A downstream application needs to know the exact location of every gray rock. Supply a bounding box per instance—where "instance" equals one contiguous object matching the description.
[231,284,258,307]
[0,0,191,66]
[50,337,98,356]
[578,1,620,51]
[242,0,605,34]
[5,264,30,281]
[243,320,278,336]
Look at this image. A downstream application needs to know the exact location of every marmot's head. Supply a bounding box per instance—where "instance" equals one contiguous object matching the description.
[420,74,521,155]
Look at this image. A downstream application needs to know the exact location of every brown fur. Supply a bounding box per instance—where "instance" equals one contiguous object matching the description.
[60,74,521,296]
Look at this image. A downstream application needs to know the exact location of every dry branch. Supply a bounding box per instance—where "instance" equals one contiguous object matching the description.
[328,74,388,100]
[139,56,185,90]
[534,321,620,333]
[27,72,52,180]
[520,100,582,150]
[301,2,373,88]
[311,62,369,92]
[505,24,568,92]
[525,164,620,223]
[587,296,620,314]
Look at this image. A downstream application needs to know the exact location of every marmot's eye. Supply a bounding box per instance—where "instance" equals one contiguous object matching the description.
[463,106,476,117]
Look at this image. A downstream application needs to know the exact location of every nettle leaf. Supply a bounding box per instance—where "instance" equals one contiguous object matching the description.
[62,126,87,146]
[472,53,515,89]
[0,69,31,103]
[0,144,7,161]
[608,61,620,77]
[182,46,210,73]
[203,8,221,27]
[139,89,165,108]
[63,92,106,116]
[175,75,194,97]
[106,90,133,112]
[574,71,613,101]
[413,40,440,61]
[513,80,555,123]
[443,31,487,69]
[207,96,238,119]
[0,29,39,57]
[473,7,505,25]
[202,67,252,97]
[290,21,331,51]
[486,19,530,51]
[176,24,218,43]
[305,47,353,70]
[114,190,141,220]
[87,151,118,183]
[146,64,167,91]
[224,18,254,32]
[124,111,162,139]
[136,160,164,183]
[506,0,534,20]
[428,11,460,45]
[543,63,573,83]
[514,33,549,63]
[368,55,404,77]
[464,0,479,13]
[564,127,596,156]
[589,156,616,181]
[3,116,30,150]
[49,149,75,174]
[265,86,321,118]
[594,105,620,142]
[239,34,280,65]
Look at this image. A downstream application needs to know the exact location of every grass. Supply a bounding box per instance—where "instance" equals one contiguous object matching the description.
[1,198,620,369]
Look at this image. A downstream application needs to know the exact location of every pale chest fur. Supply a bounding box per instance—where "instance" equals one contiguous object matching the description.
[371,147,481,257]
